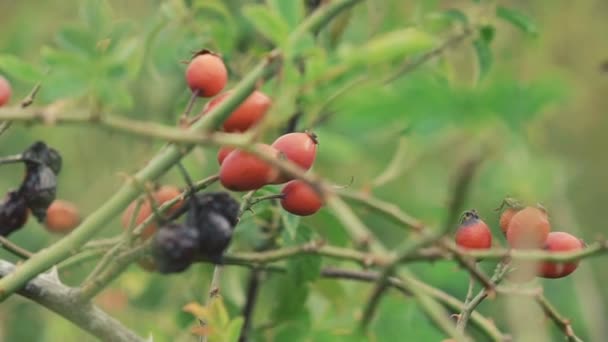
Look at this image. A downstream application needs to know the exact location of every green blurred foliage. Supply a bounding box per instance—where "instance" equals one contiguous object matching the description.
[0,0,607,341]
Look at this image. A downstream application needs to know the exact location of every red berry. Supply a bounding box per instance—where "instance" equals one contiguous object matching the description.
[44,200,81,233]
[204,90,271,132]
[538,232,584,279]
[499,207,519,235]
[186,53,228,97]
[455,210,492,250]
[217,146,235,165]
[0,76,12,107]
[506,206,550,249]
[271,132,318,171]
[280,180,323,216]
[121,185,184,239]
[219,144,280,191]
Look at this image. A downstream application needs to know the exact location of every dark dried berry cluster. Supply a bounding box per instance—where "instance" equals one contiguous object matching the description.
[152,192,239,274]
[0,141,62,236]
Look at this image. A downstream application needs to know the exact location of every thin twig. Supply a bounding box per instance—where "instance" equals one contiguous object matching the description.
[456,262,510,331]
[200,266,223,342]
[238,270,261,342]
[456,271,476,331]
[20,82,43,108]
[535,294,584,342]
[0,236,34,259]
[384,27,473,84]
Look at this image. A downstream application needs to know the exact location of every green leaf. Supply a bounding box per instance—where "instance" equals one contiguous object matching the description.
[268,0,304,29]
[243,4,290,46]
[479,25,495,43]
[272,276,309,321]
[80,0,113,32]
[56,26,97,56]
[281,211,301,240]
[443,9,468,25]
[0,55,44,83]
[340,28,436,66]
[225,317,245,342]
[284,226,321,283]
[473,38,492,82]
[496,6,538,36]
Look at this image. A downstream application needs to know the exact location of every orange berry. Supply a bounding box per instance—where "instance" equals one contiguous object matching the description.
[280,180,323,216]
[506,206,550,249]
[186,53,228,97]
[44,200,81,233]
[203,90,271,132]
[121,185,184,239]
[499,207,519,235]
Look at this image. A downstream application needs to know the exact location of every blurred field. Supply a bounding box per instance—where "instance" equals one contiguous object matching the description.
[0,1,607,341]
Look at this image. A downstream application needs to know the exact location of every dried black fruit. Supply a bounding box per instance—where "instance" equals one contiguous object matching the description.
[19,164,57,222]
[21,141,62,174]
[0,191,29,237]
[187,192,239,227]
[152,222,200,274]
[185,192,239,263]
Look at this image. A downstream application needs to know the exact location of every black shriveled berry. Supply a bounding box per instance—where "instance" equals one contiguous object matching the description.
[186,192,239,227]
[19,164,57,222]
[22,141,62,174]
[152,222,200,274]
[185,192,239,263]
[0,191,29,236]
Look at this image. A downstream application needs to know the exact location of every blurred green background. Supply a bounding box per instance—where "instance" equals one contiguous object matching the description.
[0,0,607,341]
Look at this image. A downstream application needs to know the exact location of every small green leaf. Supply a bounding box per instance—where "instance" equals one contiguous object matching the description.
[268,0,304,29]
[479,25,495,43]
[496,6,538,36]
[284,226,321,283]
[243,4,290,46]
[473,38,492,82]
[281,211,301,240]
[56,26,97,56]
[341,29,436,66]
[226,317,245,342]
[443,9,468,25]
[80,0,113,32]
[0,55,44,83]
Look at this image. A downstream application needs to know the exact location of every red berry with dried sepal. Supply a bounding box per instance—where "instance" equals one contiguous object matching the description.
[185,52,228,97]
[506,206,550,249]
[497,197,523,235]
[455,210,492,250]
[538,232,585,279]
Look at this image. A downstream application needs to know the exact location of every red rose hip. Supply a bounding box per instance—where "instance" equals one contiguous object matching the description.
[0,76,11,107]
[280,180,323,216]
[121,185,184,239]
[219,144,280,191]
[186,53,228,97]
[204,90,271,132]
[217,146,235,165]
[538,232,585,279]
[455,210,492,249]
[506,206,550,249]
[44,200,81,233]
[271,132,318,171]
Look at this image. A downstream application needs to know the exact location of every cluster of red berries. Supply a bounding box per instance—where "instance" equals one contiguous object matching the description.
[455,200,585,279]
[0,141,81,236]
[185,51,324,217]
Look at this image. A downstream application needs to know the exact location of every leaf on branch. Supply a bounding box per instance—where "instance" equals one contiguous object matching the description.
[183,302,209,320]
[496,6,538,36]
